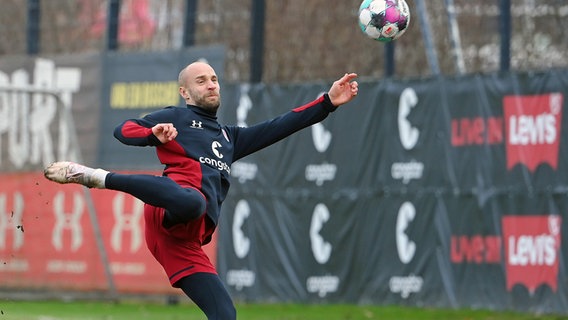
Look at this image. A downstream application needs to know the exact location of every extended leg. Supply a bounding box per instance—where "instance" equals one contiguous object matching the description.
[177,273,236,320]
[105,173,206,226]
[44,161,206,225]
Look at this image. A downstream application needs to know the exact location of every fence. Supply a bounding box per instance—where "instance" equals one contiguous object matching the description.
[1,1,567,82]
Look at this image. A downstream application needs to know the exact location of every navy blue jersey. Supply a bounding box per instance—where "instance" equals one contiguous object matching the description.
[114,94,337,225]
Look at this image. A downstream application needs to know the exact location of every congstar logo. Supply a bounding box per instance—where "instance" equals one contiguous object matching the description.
[199,140,230,174]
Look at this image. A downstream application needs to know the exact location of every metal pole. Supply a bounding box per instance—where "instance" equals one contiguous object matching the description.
[415,0,440,75]
[183,0,198,47]
[26,0,40,55]
[444,0,466,74]
[250,0,265,83]
[107,0,121,51]
[499,0,511,72]
[61,93,119,301]
[385,42,395,77]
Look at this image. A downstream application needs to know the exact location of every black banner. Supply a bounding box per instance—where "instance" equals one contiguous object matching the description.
[98,45,225,169]
[217,69,568,314]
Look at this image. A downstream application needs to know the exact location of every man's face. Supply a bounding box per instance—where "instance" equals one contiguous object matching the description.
[181,62,221,113]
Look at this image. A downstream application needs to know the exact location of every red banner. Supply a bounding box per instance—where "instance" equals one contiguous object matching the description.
[0,172,217,294]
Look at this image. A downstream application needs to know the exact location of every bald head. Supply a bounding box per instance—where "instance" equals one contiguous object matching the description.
[178,61,221,113]
[178,61,216,86]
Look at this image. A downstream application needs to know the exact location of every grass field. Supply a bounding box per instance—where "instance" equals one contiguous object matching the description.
[0,300,564,320]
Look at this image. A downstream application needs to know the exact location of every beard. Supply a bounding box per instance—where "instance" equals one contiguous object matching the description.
[189,90,221,113]
[196,96,220,113]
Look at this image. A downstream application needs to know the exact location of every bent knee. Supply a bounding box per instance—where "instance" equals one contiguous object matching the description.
[184,197,206,219]
[163,190,206,226]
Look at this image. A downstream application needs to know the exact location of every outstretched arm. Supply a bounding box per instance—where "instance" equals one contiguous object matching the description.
[327,73,359,107]
[231,72,359,161]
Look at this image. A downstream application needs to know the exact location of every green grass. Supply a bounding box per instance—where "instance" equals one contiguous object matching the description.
[0,300,564,320]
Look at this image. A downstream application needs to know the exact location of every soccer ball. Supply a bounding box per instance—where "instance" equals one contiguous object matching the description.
[358,0,410,42]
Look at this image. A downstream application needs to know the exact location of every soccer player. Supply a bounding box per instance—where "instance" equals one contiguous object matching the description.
[44,61,358,319]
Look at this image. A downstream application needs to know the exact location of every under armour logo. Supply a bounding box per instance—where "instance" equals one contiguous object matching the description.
[191,120,203,129]
[52,191,84,252]
[0,193,24,250]
[111,194,143,253]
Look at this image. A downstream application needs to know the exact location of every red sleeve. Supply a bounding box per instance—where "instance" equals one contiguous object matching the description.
[114,120,160,146]
[121,120,153,138]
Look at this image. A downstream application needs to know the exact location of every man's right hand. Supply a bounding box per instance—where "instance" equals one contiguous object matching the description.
[152,123,178,143]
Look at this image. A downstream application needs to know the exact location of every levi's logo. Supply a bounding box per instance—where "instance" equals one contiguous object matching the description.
[503,93,563,172]
[502,215,561,294]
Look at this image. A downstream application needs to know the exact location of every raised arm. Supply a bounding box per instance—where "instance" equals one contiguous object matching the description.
[113,108,178,146]
[231,73,359,161]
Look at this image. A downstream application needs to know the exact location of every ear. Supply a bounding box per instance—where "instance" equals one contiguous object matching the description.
[179,87,189,100]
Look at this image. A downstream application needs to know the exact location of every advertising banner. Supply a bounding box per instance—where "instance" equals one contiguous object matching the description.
[0,47,224,295]
[0,172,217,294]
[217,69,568,314]
[2,48,568,314]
